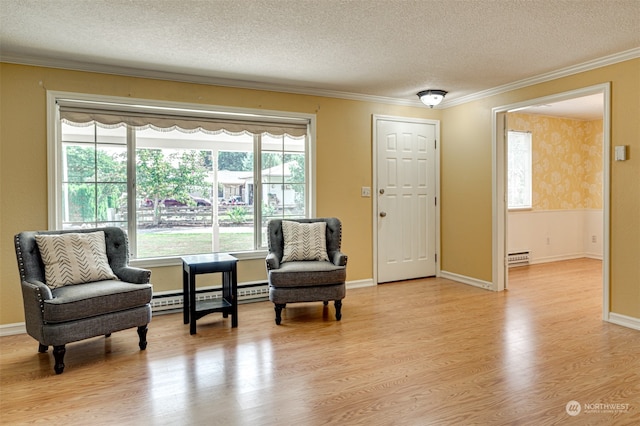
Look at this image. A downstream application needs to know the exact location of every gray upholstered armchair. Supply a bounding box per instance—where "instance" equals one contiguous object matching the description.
[14,227,152,374]
[265,218,347,325]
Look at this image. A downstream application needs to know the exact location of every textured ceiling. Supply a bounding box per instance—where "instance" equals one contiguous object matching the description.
[1,0,639,110]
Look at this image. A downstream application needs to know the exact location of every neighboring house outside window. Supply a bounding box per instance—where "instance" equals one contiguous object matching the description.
[49,93,314,262]
[507,130,532,209]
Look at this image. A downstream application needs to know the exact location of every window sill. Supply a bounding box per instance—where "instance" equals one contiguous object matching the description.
[508,207,533,212]
[130,249,269,268]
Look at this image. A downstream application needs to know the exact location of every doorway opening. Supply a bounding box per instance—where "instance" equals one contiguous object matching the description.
[493,83,610,321]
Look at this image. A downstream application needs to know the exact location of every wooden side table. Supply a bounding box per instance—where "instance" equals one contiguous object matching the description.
[182,253,238,335]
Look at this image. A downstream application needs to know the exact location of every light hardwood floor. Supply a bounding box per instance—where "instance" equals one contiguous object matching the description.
[1,258,638,425]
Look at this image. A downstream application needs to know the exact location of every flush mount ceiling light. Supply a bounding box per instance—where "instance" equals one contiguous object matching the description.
[417,89,448,108]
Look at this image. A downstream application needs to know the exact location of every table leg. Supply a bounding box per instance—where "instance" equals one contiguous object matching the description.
[222,271,230,318]
[189,272,197,335]
[183,266,189,324]
[231,263,238,328]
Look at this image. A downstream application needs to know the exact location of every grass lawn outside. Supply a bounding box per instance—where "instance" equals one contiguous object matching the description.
[137,228,254,258]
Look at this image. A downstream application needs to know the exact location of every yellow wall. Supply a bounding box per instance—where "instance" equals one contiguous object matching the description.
[2,58,638,325]
[508,113,603,210]
[439,100,494,281]
[441,58,640,318]
[0,63,438,325]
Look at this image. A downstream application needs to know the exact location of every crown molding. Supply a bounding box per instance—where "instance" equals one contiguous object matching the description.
[0,53,420,107]
[2,47,638,109]
[440,47,640,108]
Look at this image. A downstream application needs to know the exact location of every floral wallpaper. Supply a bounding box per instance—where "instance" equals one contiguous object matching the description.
[507,113,603,210]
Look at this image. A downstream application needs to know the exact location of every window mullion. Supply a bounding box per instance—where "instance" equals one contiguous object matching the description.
[93,124,99,226]
[254,133,262,249]
[127,126,137,258]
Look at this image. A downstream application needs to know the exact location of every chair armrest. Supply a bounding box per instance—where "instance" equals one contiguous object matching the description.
[21,280,52,341]
[331,251,348,266]
[22,279,53,300]
[114,266,151,284]
[266,253,280,270]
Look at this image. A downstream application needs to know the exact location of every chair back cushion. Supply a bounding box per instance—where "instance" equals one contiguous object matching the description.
[15,227,131,285]
[35,231,117,289]
[281,220,330,262]
[268,218,342,262]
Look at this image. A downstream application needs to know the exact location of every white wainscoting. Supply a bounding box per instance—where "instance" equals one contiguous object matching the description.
[508,209,603,264]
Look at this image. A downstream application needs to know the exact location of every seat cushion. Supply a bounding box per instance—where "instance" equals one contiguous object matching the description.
[43,280,152,324]
[268,261,346,288]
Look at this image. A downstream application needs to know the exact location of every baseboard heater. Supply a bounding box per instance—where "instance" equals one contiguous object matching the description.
[508,251,531,267]
[151,282,269,313]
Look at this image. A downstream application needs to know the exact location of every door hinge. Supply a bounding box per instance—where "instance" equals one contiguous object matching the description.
[435,140,437,150]
[435,196,437,206]
[435,253,438,263]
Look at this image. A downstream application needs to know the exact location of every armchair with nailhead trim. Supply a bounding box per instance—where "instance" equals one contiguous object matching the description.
[14,227,152,374]
[265,218,347,325]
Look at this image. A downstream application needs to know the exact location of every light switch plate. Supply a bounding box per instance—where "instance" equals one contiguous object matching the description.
[615,145,627,161]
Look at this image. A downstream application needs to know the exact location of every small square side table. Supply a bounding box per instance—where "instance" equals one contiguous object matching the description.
[182,253,238,335]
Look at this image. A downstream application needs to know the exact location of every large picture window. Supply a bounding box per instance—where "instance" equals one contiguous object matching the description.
[507,130,532,209]
[50,93,314,262]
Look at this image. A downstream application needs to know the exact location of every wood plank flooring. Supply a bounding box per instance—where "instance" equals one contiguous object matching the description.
[1,258,639,425]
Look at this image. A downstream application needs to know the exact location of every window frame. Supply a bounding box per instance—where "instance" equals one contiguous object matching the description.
[47,90,317,267]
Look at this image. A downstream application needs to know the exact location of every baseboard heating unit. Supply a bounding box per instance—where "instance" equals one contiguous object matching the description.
[507,251,530,267]
[151,283,269,313]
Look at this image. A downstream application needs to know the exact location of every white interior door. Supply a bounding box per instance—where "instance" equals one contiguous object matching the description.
[376,117,437,283]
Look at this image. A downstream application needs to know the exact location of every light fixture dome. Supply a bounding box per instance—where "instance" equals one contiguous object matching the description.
[417,89,447,108]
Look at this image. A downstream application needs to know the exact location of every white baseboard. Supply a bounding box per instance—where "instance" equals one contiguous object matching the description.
[439,270,494,291]
[584,253,604,261]
[0,322,26,337]
[531,253,586,264]
[346,278,375,289]
[530,253,603,265]
[608,313,640,331]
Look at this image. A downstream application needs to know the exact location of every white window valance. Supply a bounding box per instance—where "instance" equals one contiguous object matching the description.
[58,99,308,137]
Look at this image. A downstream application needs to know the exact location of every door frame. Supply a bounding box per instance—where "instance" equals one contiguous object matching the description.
[492,83,611,320]
[372,115,441,284]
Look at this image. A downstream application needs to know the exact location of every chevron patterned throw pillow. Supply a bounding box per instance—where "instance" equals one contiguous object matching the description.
[281,221,330,262]
[35,231,118,289]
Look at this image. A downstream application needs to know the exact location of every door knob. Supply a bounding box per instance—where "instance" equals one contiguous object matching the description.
[379,212,387,217]
[379,189,385,194]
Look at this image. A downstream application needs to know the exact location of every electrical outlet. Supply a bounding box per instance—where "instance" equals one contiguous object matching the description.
[546,237,550,245]
[361,186,371,197]
[592,235,597,243]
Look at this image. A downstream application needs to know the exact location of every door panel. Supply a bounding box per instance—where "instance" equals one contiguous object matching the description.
[377,119,436,283]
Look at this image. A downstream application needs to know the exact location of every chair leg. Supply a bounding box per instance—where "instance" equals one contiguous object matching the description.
[38,343,48,353]
[137,325,148,350]
[274,304,286,325]
[335,300,342,321]
[105,333,112,338]
[323,301,329,306]
[53,345,66,374]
